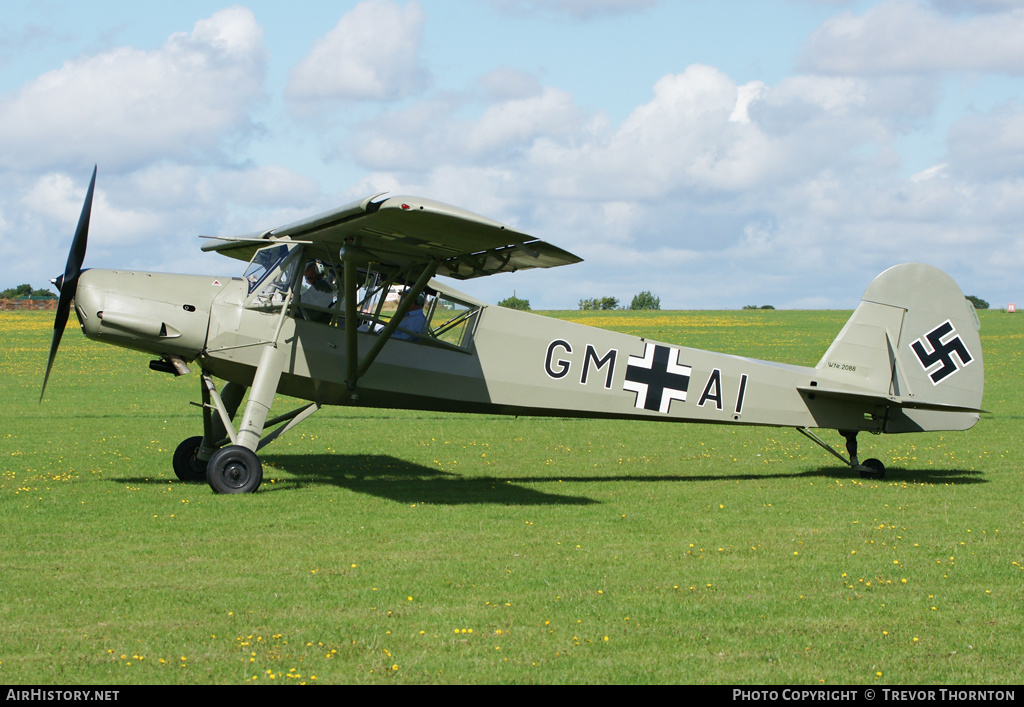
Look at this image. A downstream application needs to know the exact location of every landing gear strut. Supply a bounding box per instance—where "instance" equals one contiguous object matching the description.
[173,363,321,493]
[840,430,886,480]
[797,428,886,479]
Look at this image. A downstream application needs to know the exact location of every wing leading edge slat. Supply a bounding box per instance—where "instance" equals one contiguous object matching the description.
[201,195,582,278]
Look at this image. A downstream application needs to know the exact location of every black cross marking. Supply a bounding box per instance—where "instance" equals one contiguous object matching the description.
[910,320,973,385]
[623,343,691,413]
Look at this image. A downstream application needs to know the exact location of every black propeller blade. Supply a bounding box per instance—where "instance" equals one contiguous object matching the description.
[41,165,96,402]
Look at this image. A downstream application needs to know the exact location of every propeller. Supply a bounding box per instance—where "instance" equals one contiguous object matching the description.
[41,165,96,402]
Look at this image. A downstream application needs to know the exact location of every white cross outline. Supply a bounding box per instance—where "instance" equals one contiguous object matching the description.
[622,342,692,413]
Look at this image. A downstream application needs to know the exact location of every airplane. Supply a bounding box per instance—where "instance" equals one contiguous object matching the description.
[41,167,986,493]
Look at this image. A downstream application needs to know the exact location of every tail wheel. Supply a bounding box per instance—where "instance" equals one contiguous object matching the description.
[207,445,263,494]
[172,436,208,482]
[858,458,886,480]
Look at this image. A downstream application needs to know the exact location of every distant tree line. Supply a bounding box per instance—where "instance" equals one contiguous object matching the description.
[629,291,660,310]
[497,295,531,311]
[579,296,619,310]
[500,291,993,313]
[578,292,661,311]
[2,283,56,299]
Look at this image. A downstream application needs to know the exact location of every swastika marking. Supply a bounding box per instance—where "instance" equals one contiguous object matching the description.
[910,320,973,385]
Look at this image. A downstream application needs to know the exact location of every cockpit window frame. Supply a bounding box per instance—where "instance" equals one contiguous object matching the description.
[243,243,303,311]
[359,274,482,351]
[241,244,482,351]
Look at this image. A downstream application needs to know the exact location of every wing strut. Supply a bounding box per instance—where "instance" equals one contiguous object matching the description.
[344,250,360,390]
[342,250,440,393]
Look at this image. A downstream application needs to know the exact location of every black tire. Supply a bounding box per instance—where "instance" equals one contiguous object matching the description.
[172,436,209,482]
[206,445,263,494]
[858,458,886,480]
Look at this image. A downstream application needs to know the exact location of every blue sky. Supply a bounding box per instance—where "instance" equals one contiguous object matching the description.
[2,0,1022,309]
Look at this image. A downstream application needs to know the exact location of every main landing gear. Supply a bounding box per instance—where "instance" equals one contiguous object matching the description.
[205,446,263,494]
[171,358,321,493]
[172,436,208,483]
[172,436,264,493]
[796,428,886,480]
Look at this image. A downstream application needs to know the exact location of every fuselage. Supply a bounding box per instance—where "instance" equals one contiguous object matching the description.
[73,267,895,434]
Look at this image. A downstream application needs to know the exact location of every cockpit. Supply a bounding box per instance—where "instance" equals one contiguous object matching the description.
[240,242,482,351]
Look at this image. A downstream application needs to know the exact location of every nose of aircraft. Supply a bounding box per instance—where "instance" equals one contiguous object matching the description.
[40,166,228,401]
[72,270,101,338]
[74,268,217,359]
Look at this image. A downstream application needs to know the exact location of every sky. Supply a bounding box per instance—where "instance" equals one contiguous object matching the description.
[2,0,1022,309]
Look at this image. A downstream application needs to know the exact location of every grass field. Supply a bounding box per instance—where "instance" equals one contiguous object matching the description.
[1,308,1021,685]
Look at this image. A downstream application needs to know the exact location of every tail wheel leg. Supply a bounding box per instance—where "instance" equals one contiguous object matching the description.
[797,428,886,479]
[841,429,885,480]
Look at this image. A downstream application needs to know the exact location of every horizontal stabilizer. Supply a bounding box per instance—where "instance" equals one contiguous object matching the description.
[797,385,987,415]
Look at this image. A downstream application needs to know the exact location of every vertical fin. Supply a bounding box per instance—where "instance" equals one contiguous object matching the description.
[818,264,983,433]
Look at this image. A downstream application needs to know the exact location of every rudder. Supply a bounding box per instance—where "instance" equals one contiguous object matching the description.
[817,263,984,433]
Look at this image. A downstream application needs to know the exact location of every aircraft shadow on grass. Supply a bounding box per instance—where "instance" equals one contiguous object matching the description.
[185,454,983,505]
[258,453,597,506]
[801,466,986,486]
[114,456,986,504]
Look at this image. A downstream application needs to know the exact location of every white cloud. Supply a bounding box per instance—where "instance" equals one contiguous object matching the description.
[910,163,948,182]
[2,159,328,293]
[7,2,1022,310]
[523,66,783,199]
[20,173,91,230]
[477,68,543,101]
[465,88,582,157]
[286,0,429,103]
[490,0,656,20]
[346,64,902,248]
[19,170,194,251]
[0,7,266,172]
[340,57,1023,308]
[802,0,1024,75]
[349,85,584,171]
[946,103,1024,180]
[209,166,320,209]
[348,96,463,171]
[930,0,1023,12]
[729,81,767,123]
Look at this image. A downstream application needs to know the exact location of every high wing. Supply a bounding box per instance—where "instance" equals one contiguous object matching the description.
[201,194,582,279]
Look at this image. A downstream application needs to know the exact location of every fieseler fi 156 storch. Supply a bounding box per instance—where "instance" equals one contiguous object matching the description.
[42,168,985,493]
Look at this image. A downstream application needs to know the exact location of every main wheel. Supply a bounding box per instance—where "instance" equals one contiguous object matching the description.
[172,436,209,482]
[206,445,263,494]
[858,458,886,480]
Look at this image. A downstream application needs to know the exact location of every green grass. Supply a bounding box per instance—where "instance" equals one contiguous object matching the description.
[1,309,1021,684]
